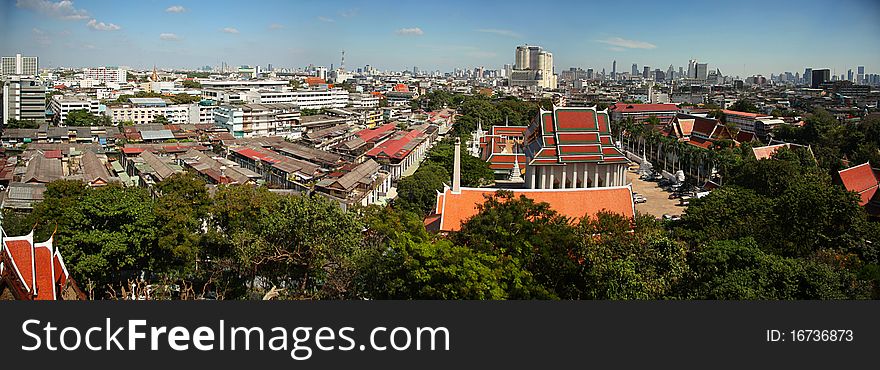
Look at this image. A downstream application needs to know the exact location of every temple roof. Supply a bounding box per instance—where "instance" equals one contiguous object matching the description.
[433,185,635,232]
[523,106,626,166]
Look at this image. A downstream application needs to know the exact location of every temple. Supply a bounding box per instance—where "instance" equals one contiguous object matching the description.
[428,106,635,233]
[0,229,84,300]
[523,106,629,189]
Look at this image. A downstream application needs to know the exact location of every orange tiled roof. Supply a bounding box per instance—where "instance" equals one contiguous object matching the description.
[752,144,788,160]
[1,233,74,300]
[838,162,880,206]
[434,186,635,232]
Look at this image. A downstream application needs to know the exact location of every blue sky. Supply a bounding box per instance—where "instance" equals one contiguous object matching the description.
[1,0,879,77]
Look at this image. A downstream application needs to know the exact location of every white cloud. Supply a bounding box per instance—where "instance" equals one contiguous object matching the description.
[87,18,120,31]
[339,8,358,18]
[222,27,239,34]
[165,5,186,13]
[476,28,521,38]
[317,16,334,23]
[160,33,181,41]
[596,37,657,49]
[269,23,285,30]
[16,0,90,20]
[395,27,424,36]
[32,28,51,46]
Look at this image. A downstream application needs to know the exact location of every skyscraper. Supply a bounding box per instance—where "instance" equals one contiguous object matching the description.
[858,66,865,84]
[696,63,708,80]
[804,68,812,86]
[811,69,830,88]
[510,45,556,89]
[643,66,650,79]
[1,53,39,77]
[631,63,638,76]
[611,60,617,79]
[847,69,854,82]
[687,59,697,79]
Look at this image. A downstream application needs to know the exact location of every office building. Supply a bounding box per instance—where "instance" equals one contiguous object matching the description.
[687,59,697,79]
[1,54,39,77]
[696,63,708,80]
[643,66,650,79]
[2,76,46,126]
[857,66,865,84]
[811,69,830,88]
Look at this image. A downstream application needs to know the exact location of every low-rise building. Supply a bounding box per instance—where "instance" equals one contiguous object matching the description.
[213,103,300,139]
[315,159,391,210]
[365,129,430,181]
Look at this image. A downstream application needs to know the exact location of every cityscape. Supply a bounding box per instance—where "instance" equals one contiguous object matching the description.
[1,0,880,301]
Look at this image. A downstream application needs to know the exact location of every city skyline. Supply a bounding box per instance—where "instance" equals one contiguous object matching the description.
[1,0,879,76]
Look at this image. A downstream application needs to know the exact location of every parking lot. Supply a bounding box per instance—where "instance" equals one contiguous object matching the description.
[626,163,686,218]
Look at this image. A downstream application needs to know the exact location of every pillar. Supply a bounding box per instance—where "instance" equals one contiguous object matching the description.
[572,163,579,188]
[561,166,567,189]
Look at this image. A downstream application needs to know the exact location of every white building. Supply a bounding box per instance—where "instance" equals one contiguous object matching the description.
[243,88,350,109]
[509,45,557,89]
[1,54,38,77]
[189,103,218,124]
[83,67,127,84]
[199,80,288,91]
[214,103,301,139]
[349,93,380,108]
[51,95,101,125]
[106,98,190,125]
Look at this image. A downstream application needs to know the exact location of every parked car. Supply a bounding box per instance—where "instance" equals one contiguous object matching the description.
[633,195,647,204]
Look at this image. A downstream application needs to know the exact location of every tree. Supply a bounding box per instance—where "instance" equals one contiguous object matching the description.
[181,80,201,89]
[452,191,582,298]
[679,238,870,299]
[394,163,448,216]
[152,115,169,124]
[170,93,201,104]
[423,140,494,187]
[3,118,40,129]
[30,182,159,291]
[65,109,111,126]
[728,99,758,113]
[154,173,211,273]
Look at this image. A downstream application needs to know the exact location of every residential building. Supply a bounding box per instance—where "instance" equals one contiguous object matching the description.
[721,109,772,137]
[509,45,557,89]
[315,159,391,210]
[213,103,300,139]
[365,129,430,180]
[1,54,38,77]
[83,67,127,84]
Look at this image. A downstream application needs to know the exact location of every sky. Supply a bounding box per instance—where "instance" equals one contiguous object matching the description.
[1,0,879,77]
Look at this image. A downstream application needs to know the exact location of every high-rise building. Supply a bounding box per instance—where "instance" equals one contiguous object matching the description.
[678,67,684,78]
[631,63,638,76]
[510,45,557,89]
[687,59,697,79]
[586,68,593,80]
[811,68,830,88]
[1,54,39,77]
[643,66,650,79]
[857,66,865,84]
[667,65,675,80]
[612,60,617,79]
[2,76,47,126]
[804,68,812,86]
[696,63,708,80]
[847,69,854,82]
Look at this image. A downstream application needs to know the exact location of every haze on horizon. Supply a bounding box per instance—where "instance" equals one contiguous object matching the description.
[1,0,879,77]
